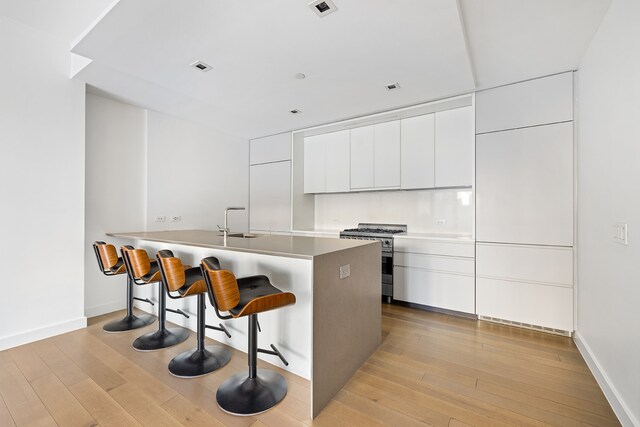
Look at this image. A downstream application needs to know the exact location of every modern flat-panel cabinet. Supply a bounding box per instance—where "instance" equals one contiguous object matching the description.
[435,106,473,187]
[400,114,435,189]
[303,134,327,194]
[349,125,375,189]
[373,121,401,188]
[475,72,575,332]
[304,130,350,194]
[250,161,291,232]
[476,121,574,246]
[250,133,291,165]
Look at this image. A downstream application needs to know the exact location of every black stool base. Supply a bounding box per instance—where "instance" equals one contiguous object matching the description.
[216,370,287,416]
[168,346,231,378]
[132,327,189,351]
[103,314,155,333]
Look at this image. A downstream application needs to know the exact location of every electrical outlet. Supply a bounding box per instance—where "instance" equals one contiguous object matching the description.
[171,215,181,222]
[613,222,628,245]
[155,215,166,222]
[339,264,350,279]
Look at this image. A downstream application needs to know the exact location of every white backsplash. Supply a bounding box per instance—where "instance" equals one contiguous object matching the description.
[314,188,474,234]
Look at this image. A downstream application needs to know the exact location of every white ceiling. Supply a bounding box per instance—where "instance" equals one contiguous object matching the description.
[3,0,612,139]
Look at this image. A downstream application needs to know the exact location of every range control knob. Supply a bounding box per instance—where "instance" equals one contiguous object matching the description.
[383,240,390,245]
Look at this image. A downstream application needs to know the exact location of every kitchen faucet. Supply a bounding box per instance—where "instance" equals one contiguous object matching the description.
[218,207,245,237]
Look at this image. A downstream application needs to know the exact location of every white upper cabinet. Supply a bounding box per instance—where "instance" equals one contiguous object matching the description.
[435,106,474,187]
[476,121,574,246]
[250,161,291,232]
[324,130,350,193]
[373,121,401,188]
[303,130,350,194]
[250,132,291,165]
[476,72,573,134]
[401,114,435,190]
[303,134,326,194]
[350,125,375,189]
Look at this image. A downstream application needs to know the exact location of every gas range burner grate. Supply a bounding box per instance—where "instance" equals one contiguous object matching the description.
[343,228,405,234]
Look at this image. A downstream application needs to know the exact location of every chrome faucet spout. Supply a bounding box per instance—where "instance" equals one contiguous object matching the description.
[223,207,246,235]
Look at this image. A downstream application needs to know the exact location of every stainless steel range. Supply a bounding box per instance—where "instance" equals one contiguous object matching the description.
[339,223,407,303]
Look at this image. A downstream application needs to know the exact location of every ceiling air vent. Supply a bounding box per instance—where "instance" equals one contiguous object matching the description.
[190,60,213,72]
[385,82,401,91]
[290,109,302,114]
[308,0,337,17]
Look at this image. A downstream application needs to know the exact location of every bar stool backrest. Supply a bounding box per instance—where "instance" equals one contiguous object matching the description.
[121,246,151,279]
[201,257,240,312]
[157,250,186,292]
[94,241,119,271]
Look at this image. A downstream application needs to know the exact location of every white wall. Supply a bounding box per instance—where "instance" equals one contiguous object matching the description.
[314,189,474,234]
[84,94,147,317]
[146,111,249,233]
[576,0,640,425]
[0,16,86,350]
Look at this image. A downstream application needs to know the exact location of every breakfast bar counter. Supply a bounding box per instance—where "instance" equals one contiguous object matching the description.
[107,229,381,418]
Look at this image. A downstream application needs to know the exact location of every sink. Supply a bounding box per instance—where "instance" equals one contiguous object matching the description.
[219,233,260,239]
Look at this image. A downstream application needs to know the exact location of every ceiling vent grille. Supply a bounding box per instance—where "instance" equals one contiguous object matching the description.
[385,82,401,91]
[190,60,213,72]
[290,109,302,114]
[308,0,337,17]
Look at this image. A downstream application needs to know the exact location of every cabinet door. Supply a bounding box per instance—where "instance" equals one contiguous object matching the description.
[435,106,473,187]
[374,121,401,188]
[250,133,291,165]
[324,130,350,193]
[401,114,435,189]
[350,125,375,189]
[303,135,326,194]
[476,122,574,246]
[250,161,291,232]
[476,72,573,134]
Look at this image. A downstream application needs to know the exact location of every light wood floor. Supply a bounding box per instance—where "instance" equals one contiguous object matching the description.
[0,304,620,426]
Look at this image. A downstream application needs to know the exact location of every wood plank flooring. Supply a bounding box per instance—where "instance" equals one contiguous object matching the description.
[0,304,620,426]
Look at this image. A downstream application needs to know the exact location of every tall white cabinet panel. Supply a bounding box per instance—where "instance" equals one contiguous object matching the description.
[475,72,573,134]
[324,130,350,193]
[435,106,473,187]
[476,121,574,246]
[250,133,291,165]
[250,161,291,232]
[373,121,401,188]
[303,135,326,194]
[400,114,435,189]
[350,125,375,189]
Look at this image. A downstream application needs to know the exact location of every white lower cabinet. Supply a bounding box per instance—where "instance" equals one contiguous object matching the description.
[394,267,475,314]
[475,243,574,331]
[393,237,475,314]
[476,278,573,332]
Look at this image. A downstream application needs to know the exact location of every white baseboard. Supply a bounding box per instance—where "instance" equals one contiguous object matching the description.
[85,300,126,318]
[0,317,87,351]
[574,331,639,427]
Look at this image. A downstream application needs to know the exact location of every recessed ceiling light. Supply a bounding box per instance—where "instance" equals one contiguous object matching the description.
[295,73,306,80]
[290,109,302,114]
[190,60,213,72]
[308,0,337,17]
[385,82,401,91]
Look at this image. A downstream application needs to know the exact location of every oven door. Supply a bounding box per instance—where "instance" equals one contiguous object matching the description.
[381,250,393,298]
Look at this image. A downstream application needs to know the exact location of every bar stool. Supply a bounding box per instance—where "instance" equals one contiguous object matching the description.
[201,256,296,415]
[92,241,155,332]
[156,250,232,378]
[121,246,190,351]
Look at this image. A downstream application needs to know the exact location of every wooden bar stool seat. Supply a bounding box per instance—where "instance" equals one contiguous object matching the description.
[92,241,154,333]
[121,246,190,351]
[201,256,296,416]
[157,250,231,378]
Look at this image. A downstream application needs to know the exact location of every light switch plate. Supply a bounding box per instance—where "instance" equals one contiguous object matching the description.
[155,215,166,222]
[613,222,628,245]
[339,264,350,279]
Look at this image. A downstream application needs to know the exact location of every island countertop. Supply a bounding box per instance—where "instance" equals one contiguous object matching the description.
[107,229,377,260]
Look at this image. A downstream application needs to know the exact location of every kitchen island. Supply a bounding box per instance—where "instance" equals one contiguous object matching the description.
[107,229,381,418]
